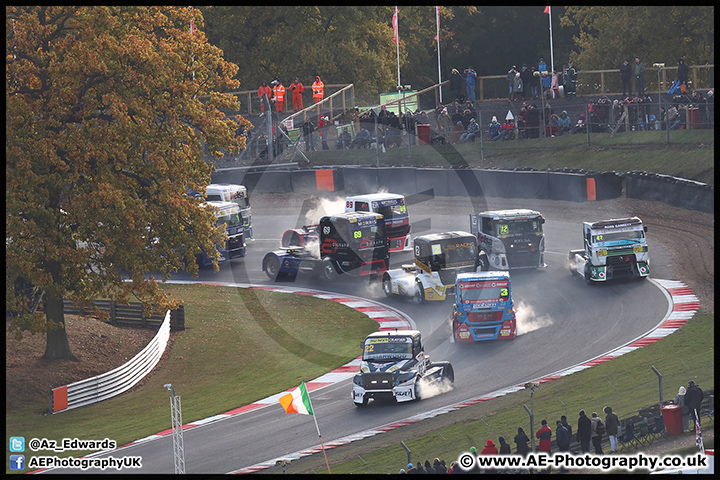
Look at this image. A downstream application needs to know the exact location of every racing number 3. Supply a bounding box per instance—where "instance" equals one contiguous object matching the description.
[500,288,509,298]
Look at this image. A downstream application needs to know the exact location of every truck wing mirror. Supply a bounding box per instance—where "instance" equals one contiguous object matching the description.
[643,226,648,232]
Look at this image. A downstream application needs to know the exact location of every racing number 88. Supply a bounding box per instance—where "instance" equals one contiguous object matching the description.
[353,230,361,239]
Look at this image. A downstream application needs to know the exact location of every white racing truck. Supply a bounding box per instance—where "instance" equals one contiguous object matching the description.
[352,330,453,406]
[569,217,649,284]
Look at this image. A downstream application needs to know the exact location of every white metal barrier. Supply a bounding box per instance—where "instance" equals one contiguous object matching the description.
[51,310,172,413]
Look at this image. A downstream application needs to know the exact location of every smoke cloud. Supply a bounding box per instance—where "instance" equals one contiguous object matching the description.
[514,300,554,335]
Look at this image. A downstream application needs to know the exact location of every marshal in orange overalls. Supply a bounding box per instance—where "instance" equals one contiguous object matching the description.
[258,81,272,113]
[273,82,286,113]
[312,76,324,104]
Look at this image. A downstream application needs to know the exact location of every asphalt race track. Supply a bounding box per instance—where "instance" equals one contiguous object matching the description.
[42,192,675,474]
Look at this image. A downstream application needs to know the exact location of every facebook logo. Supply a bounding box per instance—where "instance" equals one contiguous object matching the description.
[10,436,25,452]
[10,454,25,470]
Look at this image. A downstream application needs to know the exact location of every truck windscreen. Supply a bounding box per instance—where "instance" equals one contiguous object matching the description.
[457,280,510,303]
[430,241,476,269]
[216,213,242,228]
[495,220,541,236]
[363,338,413,361]
[376,204,407,220]
[592,230,644,245]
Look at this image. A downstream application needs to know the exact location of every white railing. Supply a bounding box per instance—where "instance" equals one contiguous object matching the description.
[51,311,172,413]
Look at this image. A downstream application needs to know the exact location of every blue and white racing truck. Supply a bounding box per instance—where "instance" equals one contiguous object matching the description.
[352,330,453,406]
[196,201,246,267]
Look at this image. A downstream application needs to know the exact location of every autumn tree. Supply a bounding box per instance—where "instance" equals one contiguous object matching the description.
[6,6,249,359]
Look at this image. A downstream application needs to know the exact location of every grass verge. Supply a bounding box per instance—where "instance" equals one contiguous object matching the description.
[260,312,714,474]
[4,284,378,473]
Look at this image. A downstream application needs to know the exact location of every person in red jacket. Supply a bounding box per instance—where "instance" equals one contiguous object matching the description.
[257,80,272,116]
[272,79,285,113]
[480,439,498,455]
[536,419,552,453]
[312,75,324,104]
[289,77,304,111]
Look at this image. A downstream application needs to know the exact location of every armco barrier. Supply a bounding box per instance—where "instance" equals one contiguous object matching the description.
[211,166,709,212]
[625,172,714,214]
[51,311,172,413]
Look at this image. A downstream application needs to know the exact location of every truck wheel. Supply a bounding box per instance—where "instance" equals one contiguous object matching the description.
[414,381,422,401]
[584,265,594,285]
[264,255,280,281]
[479,254,489,272]
[414,280,426,304]
[382,274,394,297]
[354,397,368,407]
[440,362,455,385]
[321,259,336,281]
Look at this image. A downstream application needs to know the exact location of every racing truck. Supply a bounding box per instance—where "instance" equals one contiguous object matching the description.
[262,211,389,281]
[569,217,649,284]
[452,271,516,342]
[352,330,454,406]
[345,193,411,252]
[382,231,483,302]
[205,183,253,240]
[197,200,246,267]
[469,209,546,270]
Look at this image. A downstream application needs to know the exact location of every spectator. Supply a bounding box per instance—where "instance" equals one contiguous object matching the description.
[577,410,592,453]
[311,75,324,104]
[674,385,690,432]
[480,439,498,455]
[685,380,704,431]
[526,104,541,138]
[272,78,285,113]
[603,406,620,454]
[465,101,477,119]
[417,111,430,125]
[461,109,473,128]
[536,419,552,454]
[543,102,554,125]
[458,118,480,143]
[551,70,560,99]
[451,106,464,126]
[530,66,539,99]
[399,468,406,474]
[514,427,530,456]
[289,77,304,112]
[571,113,587,134]
[492,117,515,141]
[634,57,646,97]
[450,68,464,102]
[412,461,425,474]
[498,436,511,454]
[350,127,371,149]
[405,462,416,474]
[323,117,338,150]
[546,113,560,136]
[317,115,329,150]
[556,420,571,452]
[677,58,689,91]
[450,120,465,144]
[539,58,550,98]
[561,415,573,440]
[516,108,528,138]
[336,127,352,149]
[433,458,446,474]
[424,459,435,474]
[519,64,533,101]
[464,66,477,103]
[507,65,518,100]
[670,104,686,130]
[566,60,578,98]
[487,116,501,139]
[437,107,452,143]
[513,72,524,102]
[557,110,571,135]
[257,80,272,116]
[620,59,632,98]
[301,117,315,151]
[590,412,604,455]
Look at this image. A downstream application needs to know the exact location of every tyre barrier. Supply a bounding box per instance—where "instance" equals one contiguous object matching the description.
[625,171,714,214]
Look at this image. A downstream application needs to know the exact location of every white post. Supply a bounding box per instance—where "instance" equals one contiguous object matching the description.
[164,384,185,475]
[548,6,555,76]
[436,6,442,103]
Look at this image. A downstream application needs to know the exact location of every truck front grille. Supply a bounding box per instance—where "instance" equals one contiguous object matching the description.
[363,373,395,391]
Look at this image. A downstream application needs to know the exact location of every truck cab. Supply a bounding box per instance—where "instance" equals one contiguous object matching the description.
[352,330,453,406]
[569,217,649,283]
[383,232,481,302]
[345,193,411,252]
[262,212,389,281]
[470,209,545,270]
[452,271,516,342]
[197,201,245,267]
[206,184,252,239]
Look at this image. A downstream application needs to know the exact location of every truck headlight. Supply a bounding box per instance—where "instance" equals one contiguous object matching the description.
[597,250,607,257]
[493,238,505,253]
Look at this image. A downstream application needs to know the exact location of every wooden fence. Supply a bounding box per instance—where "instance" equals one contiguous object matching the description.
[63,299,185,331]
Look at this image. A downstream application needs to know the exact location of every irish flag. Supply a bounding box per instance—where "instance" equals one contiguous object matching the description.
[279,382,314,415]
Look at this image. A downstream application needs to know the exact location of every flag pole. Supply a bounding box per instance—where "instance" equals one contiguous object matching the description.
[548,6,555,76]
[304,384,331,474]
[436,6,442,103]
[394,6,401,114]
